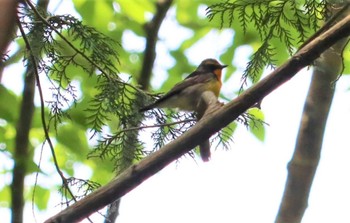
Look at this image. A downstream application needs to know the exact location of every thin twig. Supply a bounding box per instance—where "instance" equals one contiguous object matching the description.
[117,118,196,134]
[105,118,196,148]
[16,14,62,190]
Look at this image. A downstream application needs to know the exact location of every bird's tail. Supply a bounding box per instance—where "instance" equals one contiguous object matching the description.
[199,140,211,162]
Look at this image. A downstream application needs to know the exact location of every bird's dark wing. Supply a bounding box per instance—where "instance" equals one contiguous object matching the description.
[154,71,214,105]
[184,69,201,79]
[139,71,215,112]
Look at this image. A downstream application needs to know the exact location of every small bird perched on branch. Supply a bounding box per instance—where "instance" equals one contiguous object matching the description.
[140,58,227,161]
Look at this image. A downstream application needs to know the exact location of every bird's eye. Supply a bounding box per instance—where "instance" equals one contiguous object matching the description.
[209,64,218,70]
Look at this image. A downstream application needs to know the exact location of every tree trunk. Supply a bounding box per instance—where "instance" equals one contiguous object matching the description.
[275,5,350,223]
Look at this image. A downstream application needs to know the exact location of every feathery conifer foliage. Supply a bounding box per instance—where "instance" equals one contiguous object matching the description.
[207,0,326,85]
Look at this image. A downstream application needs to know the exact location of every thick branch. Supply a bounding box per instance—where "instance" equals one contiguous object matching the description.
[45,14,350,223]
[138,0,173,90]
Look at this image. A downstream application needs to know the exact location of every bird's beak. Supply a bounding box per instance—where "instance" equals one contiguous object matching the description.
[221,64,228,69]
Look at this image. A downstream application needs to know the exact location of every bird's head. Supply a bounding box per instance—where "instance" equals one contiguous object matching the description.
[197,58,227,71]
[197,58,228,79]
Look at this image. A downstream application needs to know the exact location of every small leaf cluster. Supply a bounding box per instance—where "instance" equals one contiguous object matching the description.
[146,110,197,152]
[59,177,101,205]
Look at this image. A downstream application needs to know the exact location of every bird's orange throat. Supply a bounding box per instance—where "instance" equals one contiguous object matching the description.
[211,69,223,97]
[214,69,223,82]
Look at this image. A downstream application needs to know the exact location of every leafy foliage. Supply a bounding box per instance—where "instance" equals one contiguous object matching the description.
[11,0,276,200]
[19,7,153,167]
[22,13,123,129]
[16,6,152,205]
[207,0,326,84]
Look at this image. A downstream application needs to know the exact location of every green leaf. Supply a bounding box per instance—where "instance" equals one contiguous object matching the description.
[33,186,50,210]
[118,0,155,24]
[0,186,10,207]
[27,159,42,175]
[221,122,237,145]
[90,161,114,184]
[0,85,19,123]
[248,108,265,141]
[342,44,350,74]
[0,117,17,155]
[56,124,89,155]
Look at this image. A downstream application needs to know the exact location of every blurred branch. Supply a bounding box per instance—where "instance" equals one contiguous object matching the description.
[275,4,350,223]
[11,1,49,223]
[11,29,36,223]
[45,14,350,223]
[16,2,95,222]
[104,1,173,222]
[0,0,18,81]
[138,0,173,90]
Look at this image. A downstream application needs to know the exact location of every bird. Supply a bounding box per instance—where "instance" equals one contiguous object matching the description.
[140,58,227,161]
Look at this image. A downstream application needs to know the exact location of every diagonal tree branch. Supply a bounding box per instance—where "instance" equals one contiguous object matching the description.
[45,14,350,223]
